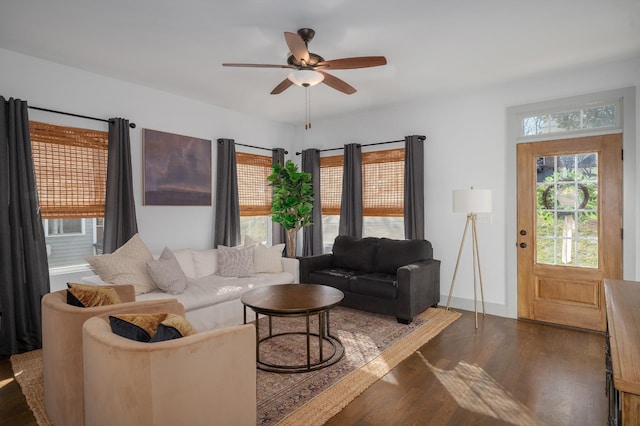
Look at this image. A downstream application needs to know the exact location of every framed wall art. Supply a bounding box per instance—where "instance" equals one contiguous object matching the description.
[143,129,212,206]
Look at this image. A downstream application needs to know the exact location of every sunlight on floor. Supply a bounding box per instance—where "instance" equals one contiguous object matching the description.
[338,331,399,385]
[0,373,18,389]
[416,351,539,425]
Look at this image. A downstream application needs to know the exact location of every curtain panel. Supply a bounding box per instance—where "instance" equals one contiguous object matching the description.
[103,118,138,253]
[339,143,363,238]
[271,148,287,246]
[214,139,240,247]
[302,149,323,255]
[404,135,425,240]
[0,96,50,356]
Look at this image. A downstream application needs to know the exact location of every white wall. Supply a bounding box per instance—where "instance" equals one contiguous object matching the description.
[302,56,640,317]
[2,47,638,310]
[1,47,296,255]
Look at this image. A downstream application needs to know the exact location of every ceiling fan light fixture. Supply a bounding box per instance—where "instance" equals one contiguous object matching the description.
[288,70,324,87]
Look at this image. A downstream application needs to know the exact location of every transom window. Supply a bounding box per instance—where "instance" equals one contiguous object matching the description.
[520,100,621,138]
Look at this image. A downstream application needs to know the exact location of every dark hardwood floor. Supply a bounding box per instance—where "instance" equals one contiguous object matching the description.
[0,309,607,426]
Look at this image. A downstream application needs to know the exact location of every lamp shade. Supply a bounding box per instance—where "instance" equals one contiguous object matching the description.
[453,189,492,214]
[288,70,325,87]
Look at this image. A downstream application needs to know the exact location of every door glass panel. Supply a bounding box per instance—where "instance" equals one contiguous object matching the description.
[535,152,598,268]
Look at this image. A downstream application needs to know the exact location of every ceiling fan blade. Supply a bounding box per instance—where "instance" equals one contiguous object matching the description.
[318,71,356,95]
[222,63,295,69]
[270,78,294,95]
[316,56,387,70]
[284,32,310,64]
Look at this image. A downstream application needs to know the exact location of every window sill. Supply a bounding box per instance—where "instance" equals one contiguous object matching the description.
[49,264,93,276]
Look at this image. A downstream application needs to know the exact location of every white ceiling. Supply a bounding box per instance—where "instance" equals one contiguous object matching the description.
[2,0,640,126]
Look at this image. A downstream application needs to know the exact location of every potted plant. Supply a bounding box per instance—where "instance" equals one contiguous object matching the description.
[267,160,314,258]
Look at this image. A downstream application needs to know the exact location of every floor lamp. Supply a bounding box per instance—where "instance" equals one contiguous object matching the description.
[446,188,492,328]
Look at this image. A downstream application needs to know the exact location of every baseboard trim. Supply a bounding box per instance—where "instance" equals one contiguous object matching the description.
[438,295,511,318]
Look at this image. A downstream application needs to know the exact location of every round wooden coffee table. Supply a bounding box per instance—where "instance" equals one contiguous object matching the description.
[241,284,345,373]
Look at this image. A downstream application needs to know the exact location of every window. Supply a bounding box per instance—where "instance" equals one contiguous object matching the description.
[319,147,405,251]
[236,152,273,244]
[362,148,404,239]
[520,100,620,138]
[30,121,108,270]
[320,155,343,251]
[45,218,85,236]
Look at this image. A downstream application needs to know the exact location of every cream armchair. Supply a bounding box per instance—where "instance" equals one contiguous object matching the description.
[41,285,183,426]
[82,315,256,426]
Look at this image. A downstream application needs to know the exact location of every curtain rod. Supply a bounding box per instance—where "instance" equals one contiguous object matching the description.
[27,105,136,128]
[218,140,288,155]
[294,136,425,155]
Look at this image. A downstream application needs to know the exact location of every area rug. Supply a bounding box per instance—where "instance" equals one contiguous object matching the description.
[10,307,459,426]
[256,307,459,425]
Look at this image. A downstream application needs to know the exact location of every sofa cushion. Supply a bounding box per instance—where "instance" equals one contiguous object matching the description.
[192,249,217,278]
[147,247,188,295]
[308,269,364,293]
[374,238,432,275]
[349,273,398,300]
[253,243,285,273]
[134,271,295,312]
[331,236,378,273]
[217,245,254,277]
[172,248,198,279]
[86,233,156,295]
[66,282,122,307]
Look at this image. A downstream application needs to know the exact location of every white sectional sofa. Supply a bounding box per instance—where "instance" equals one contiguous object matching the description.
[83,240,299,332]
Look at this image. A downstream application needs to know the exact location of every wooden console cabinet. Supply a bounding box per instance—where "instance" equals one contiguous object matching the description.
[604,279,640,425]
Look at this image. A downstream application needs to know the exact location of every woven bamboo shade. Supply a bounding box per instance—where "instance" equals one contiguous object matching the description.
[362,148,404,217]
[236,151,273,216]
[320,154,343,215]
[320,148,405,217]
[29,121,108,219]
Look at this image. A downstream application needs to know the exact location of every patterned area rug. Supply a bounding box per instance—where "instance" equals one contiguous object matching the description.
[10,307,459,426]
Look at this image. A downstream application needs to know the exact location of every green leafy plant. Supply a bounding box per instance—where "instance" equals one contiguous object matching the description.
[267,160,314,257]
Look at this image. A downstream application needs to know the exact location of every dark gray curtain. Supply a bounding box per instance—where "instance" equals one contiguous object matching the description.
[103,118,138,254]
[214,139,240,247]
[271,148,287,245]
[339,143,362,238]
[302,149,323,255]
[0,97,50,356]
[404,135,425,240]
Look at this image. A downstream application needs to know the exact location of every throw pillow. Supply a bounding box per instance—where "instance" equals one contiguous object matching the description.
[147,247,188,295]
[217,245,254,277]
[109,313,168,342]
[253,243,285,273]
[86,233,157,295]
[66,282,122,307]
[150,313,197,342]
[109,313,197,343]
[192,249,218,278]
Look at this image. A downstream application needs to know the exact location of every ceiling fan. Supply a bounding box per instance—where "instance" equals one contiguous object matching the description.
[222,28,387,95]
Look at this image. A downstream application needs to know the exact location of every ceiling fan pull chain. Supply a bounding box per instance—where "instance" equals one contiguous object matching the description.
[305,85,311,130]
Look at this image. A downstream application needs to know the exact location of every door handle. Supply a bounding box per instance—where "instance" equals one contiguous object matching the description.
[520,229,527,236]
[519,242,527,248]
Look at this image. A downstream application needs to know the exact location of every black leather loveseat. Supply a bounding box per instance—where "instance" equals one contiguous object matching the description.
[299,236,440,324]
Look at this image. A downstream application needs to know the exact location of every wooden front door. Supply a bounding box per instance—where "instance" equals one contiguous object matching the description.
[517,134,622,331]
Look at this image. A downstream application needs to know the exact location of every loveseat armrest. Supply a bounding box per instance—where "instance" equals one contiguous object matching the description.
[281,257,300,283]
[298,254,333,283]
[396,259,441,323]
